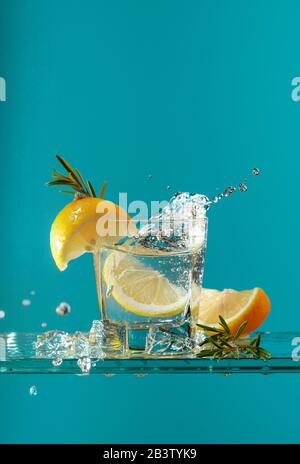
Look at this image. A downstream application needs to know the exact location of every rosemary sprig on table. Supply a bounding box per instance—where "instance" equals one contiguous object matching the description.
[47,155,107,199]
[196,316,271,360]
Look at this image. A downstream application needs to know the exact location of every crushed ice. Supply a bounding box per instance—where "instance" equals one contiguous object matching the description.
[145,326,196,355]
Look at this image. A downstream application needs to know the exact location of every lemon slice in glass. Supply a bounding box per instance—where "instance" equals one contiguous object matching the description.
[103,252,188,317]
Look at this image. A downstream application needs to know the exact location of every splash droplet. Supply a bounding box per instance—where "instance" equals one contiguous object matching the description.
[166,185,171,190]
[41,322,47,328]
[77,356,91,374]
[224,186,236,197]
[0,310,5,319]
[148,174,152,179]
[56,302,71,317]
[22,299,31,307]
[252,167,260,176]
[30,290,36,296]
[29,385,37,396]
[238,182,248,192]
[52,357,63,367]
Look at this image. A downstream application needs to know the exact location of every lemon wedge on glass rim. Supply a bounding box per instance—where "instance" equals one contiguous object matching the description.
[50,197,133,271]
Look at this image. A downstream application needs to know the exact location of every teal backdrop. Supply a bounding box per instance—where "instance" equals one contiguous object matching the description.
[0,0,299,443]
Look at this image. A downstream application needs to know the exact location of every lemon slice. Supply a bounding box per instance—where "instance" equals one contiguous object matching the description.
[194,287,271,335]
[103,252,188,317]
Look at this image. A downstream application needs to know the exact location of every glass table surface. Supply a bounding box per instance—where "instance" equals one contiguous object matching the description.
[0,332,299,375]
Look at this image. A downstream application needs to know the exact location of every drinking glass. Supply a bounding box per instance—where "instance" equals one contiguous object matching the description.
[94,217,208,353]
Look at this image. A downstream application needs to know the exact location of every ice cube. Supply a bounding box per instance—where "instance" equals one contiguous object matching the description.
[35,331,74,358]
[73,331,90,358]
[145,326,195,356]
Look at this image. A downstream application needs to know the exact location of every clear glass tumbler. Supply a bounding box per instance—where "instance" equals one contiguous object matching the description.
[94,218,208,353]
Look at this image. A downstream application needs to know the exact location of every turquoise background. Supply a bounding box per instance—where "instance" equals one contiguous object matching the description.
[0,0,299,443]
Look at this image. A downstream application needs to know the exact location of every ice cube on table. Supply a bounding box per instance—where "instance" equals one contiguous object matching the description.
[145,326,196,356]
[36,331,74,358]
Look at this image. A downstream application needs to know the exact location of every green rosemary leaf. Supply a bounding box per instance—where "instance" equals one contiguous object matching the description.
[197,349,217,358]
[75,168,89,194]
[214,351,225,358]
[219,339,233,349]
[196,323,223,333]
[250,335,259,346]
[47,179,77,187]
[99,180,107,199]
[218,315,231,334]
[245,346,259,357]
[257,347,272,359]
[88,180,97,198]
[235,321,249,339]
[56,155,81,185]
[254,334,261,347]
[59,190,77,195]
[52,171,68,180]
[210,338,224,350]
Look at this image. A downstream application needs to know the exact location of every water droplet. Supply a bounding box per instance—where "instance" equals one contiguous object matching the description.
[30,290,36,296]
[166,185,171,190]
[52,357,63,367]
[104,373,116,377]
[224,186,236,197]
[77,356,91,374]
[22,299,31,307]
[224,373,232,377]
[252,167,260,176]
[0,310,5,319]
[29,385,37,396]
[261,366,271,375]
[148,174,152,179]
[41,322,47,328]
[56,302,71,317]
[238,182,248,192]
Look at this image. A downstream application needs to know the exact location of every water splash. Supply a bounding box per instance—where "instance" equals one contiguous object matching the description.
[224,186,236,197]
[252,167,260,176]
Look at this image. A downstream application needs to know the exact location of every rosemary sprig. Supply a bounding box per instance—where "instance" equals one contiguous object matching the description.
[47,155,107,199]
[196,316,271,360]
